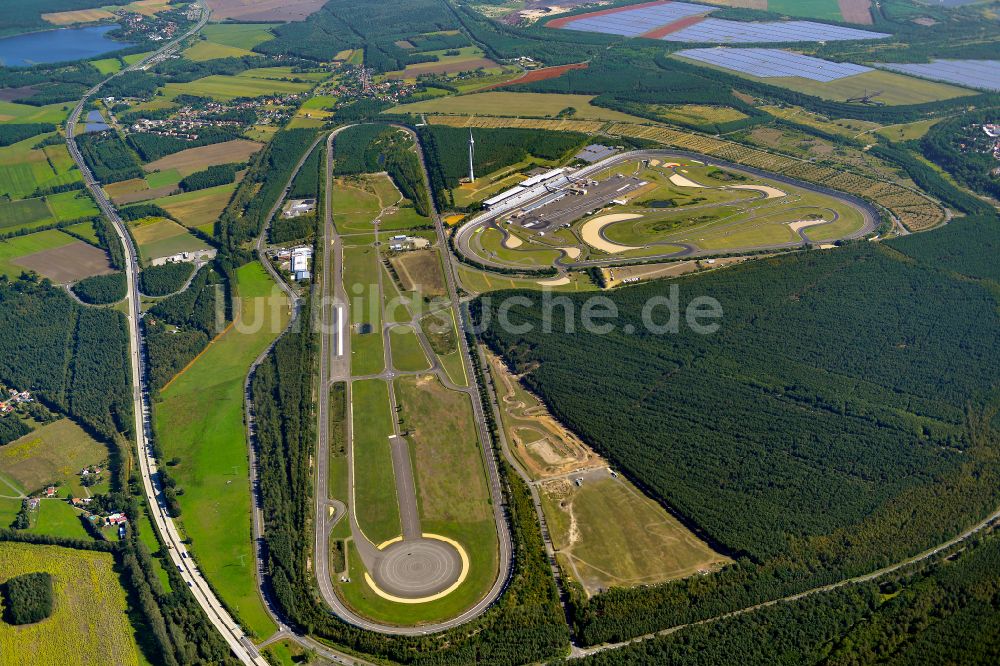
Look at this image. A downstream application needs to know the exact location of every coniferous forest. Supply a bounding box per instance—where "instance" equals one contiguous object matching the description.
[477,221,1000,647]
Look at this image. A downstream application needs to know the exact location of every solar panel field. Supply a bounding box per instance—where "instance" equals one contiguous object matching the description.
[662,17,890,42]
[675,48,872,81]
[881,59,1000,92]
[552,1,710,36]
[550,1,890,43]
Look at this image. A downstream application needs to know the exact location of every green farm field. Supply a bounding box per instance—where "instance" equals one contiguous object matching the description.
[162,75,313,101]
[200,23,278,50]
[0,542,141,666]
[184,40,255,62]
[0,136,81,200]
[154,262,287,639]
[391,92,645,122]
[0,101,70,125]
[90,57,123,75]
[351,378,401,545]
[0,230,77,277]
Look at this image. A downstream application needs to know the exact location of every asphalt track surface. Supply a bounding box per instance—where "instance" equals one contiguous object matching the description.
[453,149,881,272]
[311,125,514,633]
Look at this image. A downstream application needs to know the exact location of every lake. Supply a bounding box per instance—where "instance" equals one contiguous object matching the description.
[0,25,125,68]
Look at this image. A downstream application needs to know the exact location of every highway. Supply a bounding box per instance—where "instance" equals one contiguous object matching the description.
[64,3,271,665]
[452,148,881,272]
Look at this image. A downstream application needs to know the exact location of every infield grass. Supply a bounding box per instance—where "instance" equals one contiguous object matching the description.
[388,325,431,372]
[351,378,401,545]
[344,244,385,376]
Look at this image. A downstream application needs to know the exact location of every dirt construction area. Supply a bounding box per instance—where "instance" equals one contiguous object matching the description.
[15,241,113,283]
[489,353,603,481]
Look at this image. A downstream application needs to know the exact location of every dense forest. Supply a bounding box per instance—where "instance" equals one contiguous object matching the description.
[0,275,131,442]
[217,128,317,254]
[1,572,53,625]
[178,163,241,193]
[139,262,194,297]
[477,223,1000,645]
[70,272,126,305]
[75,130,143,184]
[333,124,432,216]
[419,125,588,208]
[144,266,227,391]
[257,0,461,71]
[0,124,57,147]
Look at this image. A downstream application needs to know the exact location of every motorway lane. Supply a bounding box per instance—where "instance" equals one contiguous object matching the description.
[453,148,882,272]
[64,4,272,664]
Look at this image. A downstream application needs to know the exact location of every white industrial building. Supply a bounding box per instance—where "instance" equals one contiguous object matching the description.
[291,246,312,281]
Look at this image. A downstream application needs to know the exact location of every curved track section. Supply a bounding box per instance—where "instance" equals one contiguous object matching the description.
[453,149,881,272]
[311,125,515,634]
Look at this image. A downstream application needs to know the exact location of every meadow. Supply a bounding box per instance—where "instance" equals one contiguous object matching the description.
[162,75,313,102]
[152,182,236,229]
[351,378,401,545]
[540,474,731,595]
[154,262,287,639]
[0,543,140,666]
[0,418,109,497]
[392,92,645,122]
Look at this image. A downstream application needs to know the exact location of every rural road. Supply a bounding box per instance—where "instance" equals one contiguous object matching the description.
[64,3,273,665]
[452,148,881,272]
